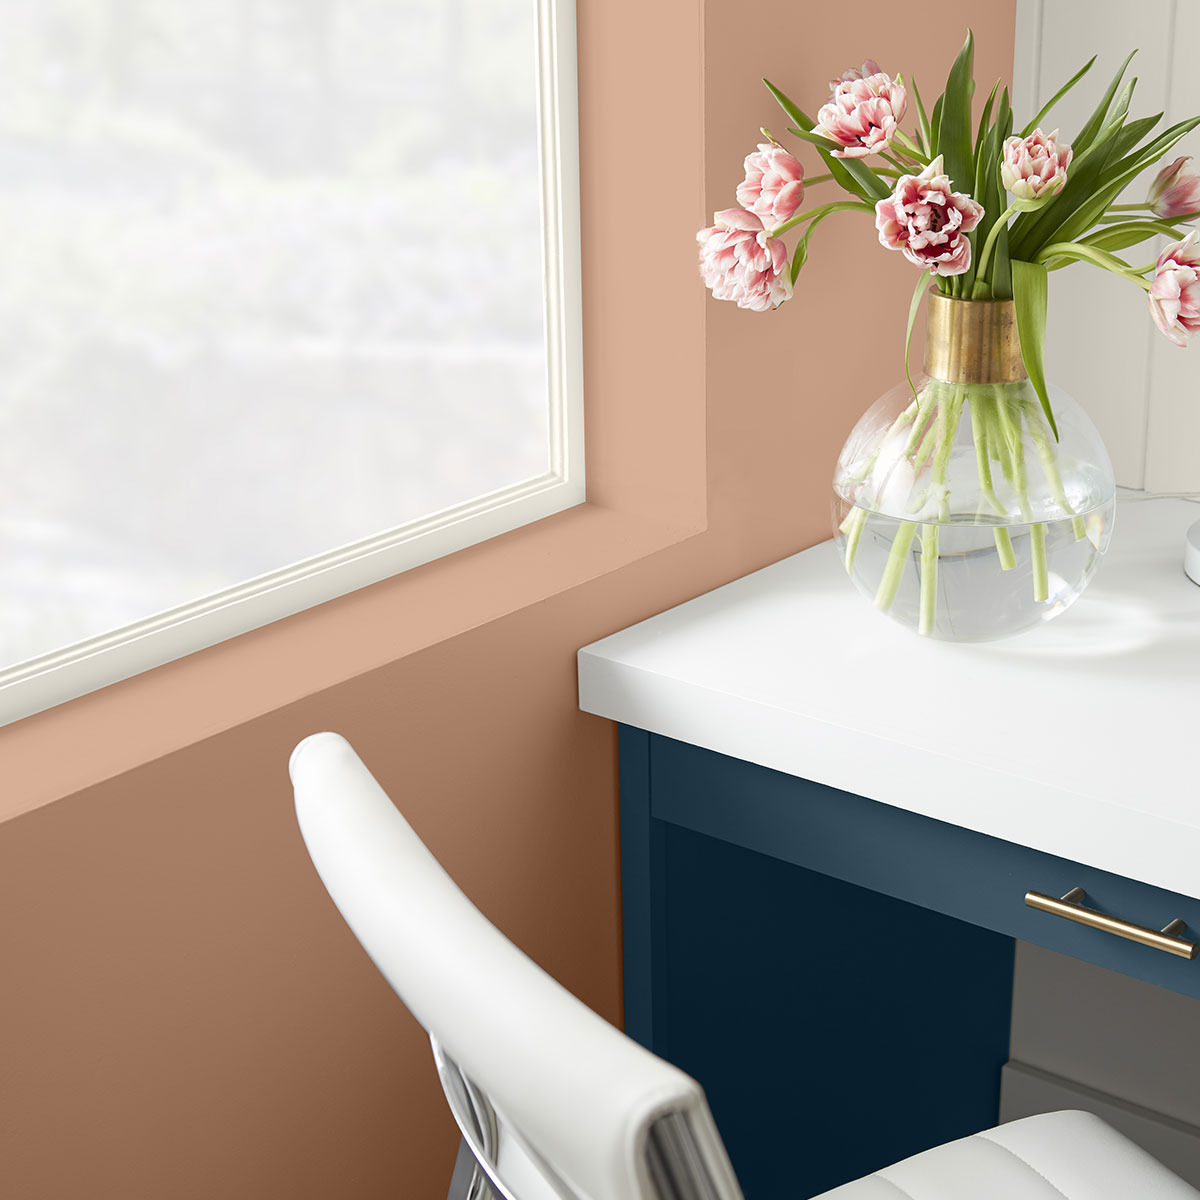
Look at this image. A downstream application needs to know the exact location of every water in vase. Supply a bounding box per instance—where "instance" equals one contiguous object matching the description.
[832,499,1116,642]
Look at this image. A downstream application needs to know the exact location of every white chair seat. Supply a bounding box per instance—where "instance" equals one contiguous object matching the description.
[816,1110,1199,1199]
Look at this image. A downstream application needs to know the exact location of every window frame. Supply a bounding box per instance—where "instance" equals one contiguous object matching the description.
[0,0,585,727]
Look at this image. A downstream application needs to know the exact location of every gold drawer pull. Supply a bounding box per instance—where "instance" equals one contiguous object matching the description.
[1025,888,1198,960]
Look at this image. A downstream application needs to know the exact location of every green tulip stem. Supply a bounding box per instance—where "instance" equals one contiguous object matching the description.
[928,390,963,523]
[969,391,1017,569]
[892,130,930,163]
[874,520,918,613]
[879,386,962,621]
[769,200,874,240]
[1024,400,1087,541]
[841,505,869,574]
[862,380,1076,622]
[974,201,1021,283]
[844,394,923,487]
[1030,523,1049,602]
[993,392,1048,603]
[904,387,940,456]
[919,524,939,636]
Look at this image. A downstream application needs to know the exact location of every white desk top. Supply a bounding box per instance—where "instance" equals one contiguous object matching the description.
[579,497,1200,899]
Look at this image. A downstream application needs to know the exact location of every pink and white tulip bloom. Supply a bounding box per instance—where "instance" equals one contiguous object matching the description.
[736,143,805,226]
[1148,230,1200,347]
[1148,157,1200,221]
[815,69,907,159]
[697,208,793,312]
[828,60,883,94]
[1000,128,1072,201]
[874,156,985,276]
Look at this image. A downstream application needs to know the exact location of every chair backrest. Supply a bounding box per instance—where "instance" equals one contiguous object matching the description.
[290,732,745,1200]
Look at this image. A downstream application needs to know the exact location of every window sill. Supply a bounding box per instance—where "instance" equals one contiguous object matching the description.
[0,499,703,825]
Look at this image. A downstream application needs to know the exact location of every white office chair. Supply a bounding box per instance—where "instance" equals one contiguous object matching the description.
[290,732,1200,1200]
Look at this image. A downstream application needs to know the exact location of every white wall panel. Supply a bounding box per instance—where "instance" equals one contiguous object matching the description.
[1016,0,1177,489]
[1145,0,1200,491]
[1010,0,1044,126]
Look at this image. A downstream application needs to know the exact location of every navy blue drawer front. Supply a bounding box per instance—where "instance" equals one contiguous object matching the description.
[647,732,1200,1000]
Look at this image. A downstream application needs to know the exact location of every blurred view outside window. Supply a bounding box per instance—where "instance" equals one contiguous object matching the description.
[0,0,551,671]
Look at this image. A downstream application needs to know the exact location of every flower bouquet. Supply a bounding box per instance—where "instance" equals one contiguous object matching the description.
[698,33,1200,640]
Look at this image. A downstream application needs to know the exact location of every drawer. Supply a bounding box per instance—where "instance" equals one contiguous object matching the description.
[645,731,1200,1000]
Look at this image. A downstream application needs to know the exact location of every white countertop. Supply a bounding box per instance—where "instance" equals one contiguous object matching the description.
[578,497,1200,899]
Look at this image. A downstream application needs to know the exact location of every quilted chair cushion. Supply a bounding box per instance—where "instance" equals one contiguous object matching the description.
[815,1110,1200,1199]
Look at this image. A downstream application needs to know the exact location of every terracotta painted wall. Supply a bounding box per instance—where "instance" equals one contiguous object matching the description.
[0,5,1015,1198]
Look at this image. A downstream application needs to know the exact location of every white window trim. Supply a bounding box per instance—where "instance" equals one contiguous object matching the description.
[0,0,584,727]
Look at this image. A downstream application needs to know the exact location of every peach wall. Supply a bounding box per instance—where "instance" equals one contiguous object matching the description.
[0,5,1015,1198]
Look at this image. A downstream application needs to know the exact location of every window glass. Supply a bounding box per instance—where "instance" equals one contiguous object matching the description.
[0,0,550,669]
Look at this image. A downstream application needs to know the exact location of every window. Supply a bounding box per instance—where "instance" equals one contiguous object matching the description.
[0,0,583,724]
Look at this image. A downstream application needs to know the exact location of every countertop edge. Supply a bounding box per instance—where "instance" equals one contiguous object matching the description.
[578,648,1200,902]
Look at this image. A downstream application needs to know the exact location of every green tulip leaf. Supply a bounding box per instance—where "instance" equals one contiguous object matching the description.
[763,78,806,130]
[1012,259,1057,440]
[767,80,891,204]
[1072,50,1136,156]
[937,30,976,195]
[911,76,933,155]
[1080,220,1187,253]
[790,239,808,285]
[1020,56,1096,138]
[929,93,945,159]
[975,79,1001,162]
[905,271,931,398]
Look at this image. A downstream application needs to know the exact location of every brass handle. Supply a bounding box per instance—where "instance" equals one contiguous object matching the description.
[1025,888,1199,960]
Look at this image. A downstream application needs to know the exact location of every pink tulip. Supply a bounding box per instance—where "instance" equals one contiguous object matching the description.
[1148,157,1200,221]
[736,143,805,227]
[697,208,793,312]
[1000,129,1072,201]
[1148,230,1200,347]
[828,60,883,94]
[874,156,984,276]
[815,69,907,159]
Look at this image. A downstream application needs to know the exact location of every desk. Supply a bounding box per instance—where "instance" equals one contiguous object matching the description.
[578,496,1200,1198]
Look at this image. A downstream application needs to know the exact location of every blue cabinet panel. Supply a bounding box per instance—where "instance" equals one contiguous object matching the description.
[620,727,1015,1197]
[619,726,1200,1197]
[660,822,1014,1199]
[647,732,1200,1001]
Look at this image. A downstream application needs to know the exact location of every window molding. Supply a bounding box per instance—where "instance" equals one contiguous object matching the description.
[0,0,585,728]
[540,0,586,490]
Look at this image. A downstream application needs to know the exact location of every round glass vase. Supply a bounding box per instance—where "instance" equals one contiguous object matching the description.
[832,291,1115,642]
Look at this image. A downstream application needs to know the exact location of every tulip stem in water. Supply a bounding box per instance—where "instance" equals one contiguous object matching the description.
[969,392,1017,569]
[1024,400,1087,541]
[1030,523,1049,602]
[874,520,918,612]
[993,392,1049,603]
[841,505,868,573]
[853,379,1068,627]
[919,524,939,636]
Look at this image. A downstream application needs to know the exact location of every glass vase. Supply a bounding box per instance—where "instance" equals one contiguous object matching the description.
[832,291,1115,641]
